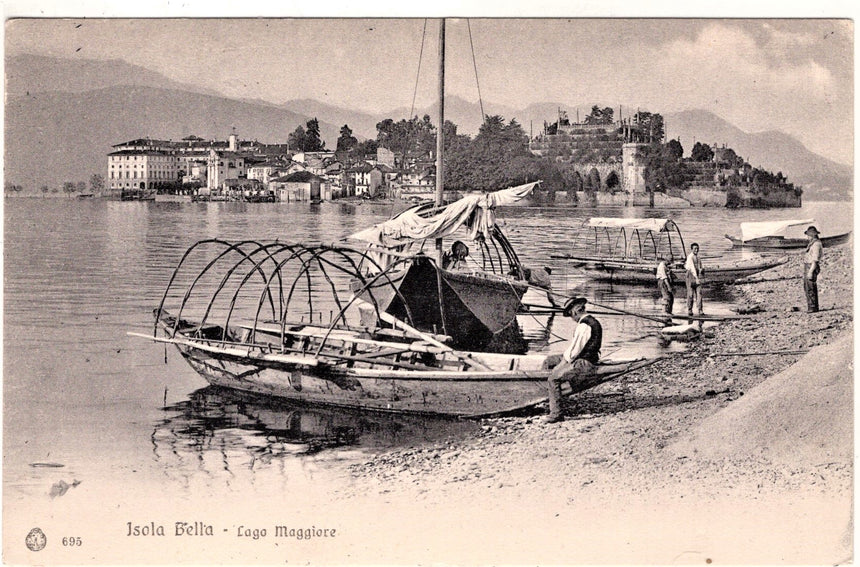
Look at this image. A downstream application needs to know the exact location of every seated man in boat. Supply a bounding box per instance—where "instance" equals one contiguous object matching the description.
[442,240,470,270]
[544,297,602,424]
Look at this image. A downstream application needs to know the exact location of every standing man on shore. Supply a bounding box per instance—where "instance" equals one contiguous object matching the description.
[803,226,823,313]
[656,257,674,314]
[544,297,602,424]
[685,243,704,316]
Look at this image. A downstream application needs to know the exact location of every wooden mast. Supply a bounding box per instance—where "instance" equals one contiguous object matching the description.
[435,18,446,262]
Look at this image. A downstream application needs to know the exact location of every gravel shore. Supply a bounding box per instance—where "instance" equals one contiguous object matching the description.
[337,244,853,564]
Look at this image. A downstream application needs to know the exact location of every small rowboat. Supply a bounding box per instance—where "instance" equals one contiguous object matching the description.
[725,219,851,249]
[131,239,657,418]
[554,217,787,285]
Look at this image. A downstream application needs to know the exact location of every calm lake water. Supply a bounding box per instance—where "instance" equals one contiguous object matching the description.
[3,198,852,508]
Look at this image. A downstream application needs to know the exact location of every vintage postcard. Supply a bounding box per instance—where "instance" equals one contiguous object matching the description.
[3,5,854,565]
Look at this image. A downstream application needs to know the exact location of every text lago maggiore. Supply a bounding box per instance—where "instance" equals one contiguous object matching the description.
[127,522,337,540]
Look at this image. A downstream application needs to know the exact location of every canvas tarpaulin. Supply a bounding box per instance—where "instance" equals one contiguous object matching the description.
[739,219,815,242]
[347,182,538,247]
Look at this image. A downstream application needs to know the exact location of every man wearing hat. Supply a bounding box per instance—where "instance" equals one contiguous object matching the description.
[544,297,602,423]
[803,225,823,312]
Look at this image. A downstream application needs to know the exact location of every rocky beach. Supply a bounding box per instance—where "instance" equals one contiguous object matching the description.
[337,245,853,564]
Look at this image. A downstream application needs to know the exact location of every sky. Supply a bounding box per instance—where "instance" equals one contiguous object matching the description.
[2,6,855,165]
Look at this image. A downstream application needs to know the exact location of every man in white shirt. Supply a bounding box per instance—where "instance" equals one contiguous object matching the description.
[656,258,674,314]
[544,297,602,424]
[684,243,704,316]
[803,226,823,313]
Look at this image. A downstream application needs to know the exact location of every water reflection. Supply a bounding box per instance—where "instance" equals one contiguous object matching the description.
[151,386,479,473]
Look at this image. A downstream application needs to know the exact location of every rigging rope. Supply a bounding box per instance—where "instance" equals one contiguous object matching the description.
[409,19,428,121]
[399,19,428,178]
[467,19,486,122]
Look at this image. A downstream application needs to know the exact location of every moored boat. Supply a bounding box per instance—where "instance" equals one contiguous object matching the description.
[130,239,655,418]
[554,217,788,285]
[140,310,654,419]
[725,219,851,249]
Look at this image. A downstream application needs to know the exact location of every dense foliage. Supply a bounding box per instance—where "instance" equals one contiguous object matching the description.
[375,115,437,161]
[642,140,686,193]
[288,118,326,152]
[585,105,614,125]
[632,111,665,143]
[442,115,561,193]
[690,141,714,162]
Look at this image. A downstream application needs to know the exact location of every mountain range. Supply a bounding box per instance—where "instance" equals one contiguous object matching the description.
[4,54,852,200]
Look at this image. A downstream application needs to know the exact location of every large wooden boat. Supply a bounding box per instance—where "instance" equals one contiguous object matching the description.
[725,219,851,249]
[140,311,653,419]
[554,217,787,285]
[130,239,654,418]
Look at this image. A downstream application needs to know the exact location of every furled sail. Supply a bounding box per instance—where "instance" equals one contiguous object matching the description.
[347,182,538,248]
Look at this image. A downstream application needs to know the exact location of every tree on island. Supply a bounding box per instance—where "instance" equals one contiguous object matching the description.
[304,118,325,151]
[90,174,105,195]
[664,138,684,161]
[376,115,436,163]
[642,142,686,193]
[584,105,614,125]
[353,139,378,161]
[632,111,665,143]
[288,118,326,152]
[336,124,358,153]
[445,115,546,192]
[690,141,714,162]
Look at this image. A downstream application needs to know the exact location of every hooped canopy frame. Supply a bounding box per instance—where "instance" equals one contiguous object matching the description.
[578,217,687,261]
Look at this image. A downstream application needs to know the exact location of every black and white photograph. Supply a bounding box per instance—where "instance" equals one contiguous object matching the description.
[2,6,854,565]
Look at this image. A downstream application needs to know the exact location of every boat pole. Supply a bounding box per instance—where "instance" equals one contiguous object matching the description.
[435,18,446,253]
[434,18,448,336]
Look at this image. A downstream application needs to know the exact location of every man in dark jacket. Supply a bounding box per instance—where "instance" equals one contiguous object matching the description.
[544,297,602,424]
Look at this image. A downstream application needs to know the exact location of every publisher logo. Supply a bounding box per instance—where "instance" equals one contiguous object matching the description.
[25,528,47,552]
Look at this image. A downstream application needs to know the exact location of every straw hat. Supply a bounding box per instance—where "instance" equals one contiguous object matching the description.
[562,297,587,317]
[804,226,820,236]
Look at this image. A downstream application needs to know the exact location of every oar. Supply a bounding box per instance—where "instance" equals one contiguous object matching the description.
[377,311,493,371]
[587,301,670,324]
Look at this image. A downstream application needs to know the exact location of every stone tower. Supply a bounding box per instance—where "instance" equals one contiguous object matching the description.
[622,143,649,194]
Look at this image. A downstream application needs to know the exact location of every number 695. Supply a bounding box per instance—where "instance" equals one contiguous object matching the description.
[62,537,82,546]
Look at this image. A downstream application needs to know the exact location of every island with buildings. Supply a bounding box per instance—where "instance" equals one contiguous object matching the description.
[104,107,802,208]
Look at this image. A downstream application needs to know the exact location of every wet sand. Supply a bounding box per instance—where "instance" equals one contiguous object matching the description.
[337,245,854,564]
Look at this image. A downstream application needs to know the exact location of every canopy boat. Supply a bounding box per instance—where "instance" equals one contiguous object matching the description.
[130,240,656,418]
[725,219,851,249]
[554,217,787,285]
[344,182,538,354]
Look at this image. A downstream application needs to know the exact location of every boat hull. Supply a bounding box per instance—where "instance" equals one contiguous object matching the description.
[178,348,544,418]
[725,232,851,249]
[173,344,650,418]
[567,257,787,285]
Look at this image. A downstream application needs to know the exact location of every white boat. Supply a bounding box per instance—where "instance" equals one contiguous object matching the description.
[725,218,851,249]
